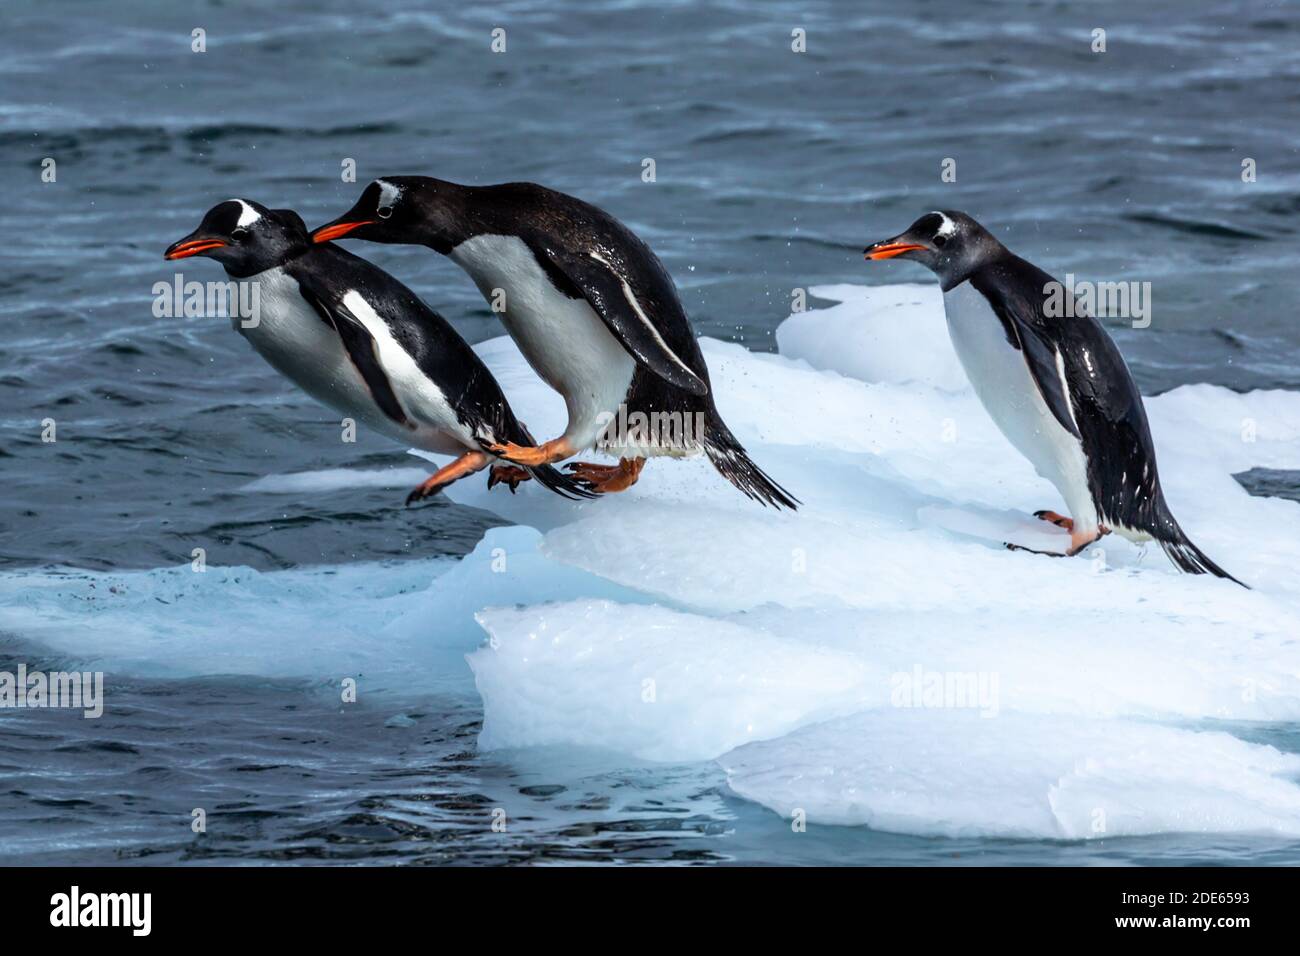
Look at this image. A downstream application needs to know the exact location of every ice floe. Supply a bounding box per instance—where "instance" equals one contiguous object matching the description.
[4,283,1299,840]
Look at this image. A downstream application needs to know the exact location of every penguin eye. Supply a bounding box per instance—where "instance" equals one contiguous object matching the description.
[933,234,948,248]
[376,206,393,220]
[231,227,249,241]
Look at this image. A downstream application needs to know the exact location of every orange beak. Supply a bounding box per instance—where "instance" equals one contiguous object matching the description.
[312,221,373,243]
[164,238,227,260]
[864,242,926,261]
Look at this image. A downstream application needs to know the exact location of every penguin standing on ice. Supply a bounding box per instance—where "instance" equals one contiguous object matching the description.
[866,210,1244,585]
[165,199,594,504]
[312,177,797,507]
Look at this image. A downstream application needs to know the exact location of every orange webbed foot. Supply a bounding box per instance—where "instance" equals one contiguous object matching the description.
[566,456,646,494]
[487,464,532,494]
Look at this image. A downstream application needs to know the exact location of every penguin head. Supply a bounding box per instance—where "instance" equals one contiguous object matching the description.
[165,200,309,277]
[865,211,998,290]
[312,177,431,245]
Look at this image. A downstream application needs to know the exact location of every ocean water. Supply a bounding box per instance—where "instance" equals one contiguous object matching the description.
[3,0,1300,865]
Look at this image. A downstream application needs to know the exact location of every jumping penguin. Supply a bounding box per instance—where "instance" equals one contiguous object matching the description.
[312,177,797,507]
[165,198,595,504]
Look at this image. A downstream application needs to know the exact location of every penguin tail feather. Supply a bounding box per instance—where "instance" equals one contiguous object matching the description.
[1150,506,1248,588]
[1157,536,1247,588]
[702,416,799,510]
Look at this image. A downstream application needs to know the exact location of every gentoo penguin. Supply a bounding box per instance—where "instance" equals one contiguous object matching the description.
[866,210,1244,585]
[311,177,797,507]
[164,198,594,504]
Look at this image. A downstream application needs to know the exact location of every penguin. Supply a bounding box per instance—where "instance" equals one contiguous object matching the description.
[164,198,595,504]
[865,210,1245,586]
[311,177,797,507]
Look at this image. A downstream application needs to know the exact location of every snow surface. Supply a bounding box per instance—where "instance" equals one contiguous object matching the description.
[4,283,1299,840]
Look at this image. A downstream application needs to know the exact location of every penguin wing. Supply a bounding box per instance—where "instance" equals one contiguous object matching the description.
[971,272,1081,441]
[296,282,414,429]
[530,242,709,396]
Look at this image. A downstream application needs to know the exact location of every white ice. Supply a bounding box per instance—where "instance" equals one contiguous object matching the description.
[4,283,1299,841]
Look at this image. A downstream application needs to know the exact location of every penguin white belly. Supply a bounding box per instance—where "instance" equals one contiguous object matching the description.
[943,281,1098,531]
[449,234,635,451]
[238,268,469,456]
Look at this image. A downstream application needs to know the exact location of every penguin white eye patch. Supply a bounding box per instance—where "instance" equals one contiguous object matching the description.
[375,179,403,210]
[230,198,262,228]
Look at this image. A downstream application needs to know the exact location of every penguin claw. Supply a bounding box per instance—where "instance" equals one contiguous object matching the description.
[1003,541,1066,556]
[1006,526,1108,558]
[405,485,437,507]
[1033,510,1074,531]
[487,464,531,494]
[1004,541,1064,558]
[406,475,456,506]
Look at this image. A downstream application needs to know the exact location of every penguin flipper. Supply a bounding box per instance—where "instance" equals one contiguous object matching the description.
[1010,324,1082,440]
[971,275,1081,441]
[529,243,708,396]
[297,283,413,429]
